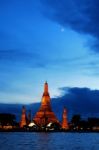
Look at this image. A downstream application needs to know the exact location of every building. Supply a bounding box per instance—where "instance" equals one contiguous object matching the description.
[20,106,27,128]
[33,82,60,128]
[61,107,69,130]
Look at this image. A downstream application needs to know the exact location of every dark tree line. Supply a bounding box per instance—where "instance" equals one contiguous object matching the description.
[0,113,16,126]
[70,114,99,130]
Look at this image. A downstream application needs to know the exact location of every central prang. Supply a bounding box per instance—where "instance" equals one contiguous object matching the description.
[33,82,60,128]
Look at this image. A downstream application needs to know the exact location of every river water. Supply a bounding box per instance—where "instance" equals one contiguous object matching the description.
[0,132,99,150]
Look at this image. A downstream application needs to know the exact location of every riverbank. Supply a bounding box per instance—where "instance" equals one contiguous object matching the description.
[0,128,99,133]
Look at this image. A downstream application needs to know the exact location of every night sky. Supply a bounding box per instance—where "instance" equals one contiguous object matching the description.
[1,0,99,110]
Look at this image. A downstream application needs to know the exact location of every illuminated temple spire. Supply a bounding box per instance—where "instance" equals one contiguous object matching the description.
[20,106,27,128]
[33,82,60,127]
[41,81,51,110]
[62,107,69,130]
[44,81,48,94]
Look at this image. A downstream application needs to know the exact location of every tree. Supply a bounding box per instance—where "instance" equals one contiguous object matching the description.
[0,113,16,126]
[71,114,81,126]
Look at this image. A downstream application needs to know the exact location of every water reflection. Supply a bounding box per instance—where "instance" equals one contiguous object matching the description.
[0,133,99,150]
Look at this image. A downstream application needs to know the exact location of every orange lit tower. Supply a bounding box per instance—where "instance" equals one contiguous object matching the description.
[62,107,69,130]
[20,106,27,128]
[33,82,60,127]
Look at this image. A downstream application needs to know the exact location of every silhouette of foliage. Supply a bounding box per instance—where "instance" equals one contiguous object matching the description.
[0,113,16,126]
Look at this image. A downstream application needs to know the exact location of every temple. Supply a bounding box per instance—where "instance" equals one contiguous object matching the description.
[33,82,60,127]
[20,106,27,128]
[61,107,69,130]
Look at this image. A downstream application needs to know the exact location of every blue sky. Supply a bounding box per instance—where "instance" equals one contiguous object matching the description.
[1,0,99,104]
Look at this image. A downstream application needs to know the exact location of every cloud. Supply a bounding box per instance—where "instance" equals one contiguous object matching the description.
[0,49,88,70]
[51,87,99,119]
[0,49,46,68]
[41,0,99,52]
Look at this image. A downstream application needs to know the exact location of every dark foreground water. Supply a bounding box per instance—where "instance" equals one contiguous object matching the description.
[0,132,99,150]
